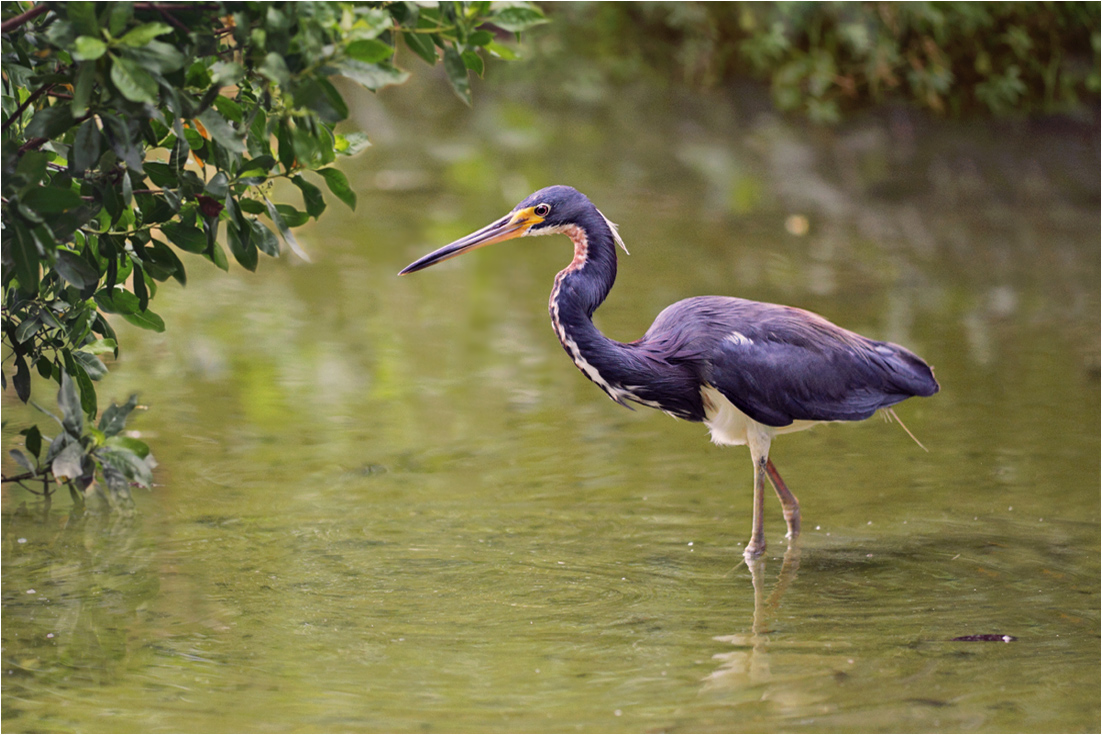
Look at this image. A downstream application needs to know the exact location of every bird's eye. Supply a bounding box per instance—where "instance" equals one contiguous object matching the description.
[534,203,551,217]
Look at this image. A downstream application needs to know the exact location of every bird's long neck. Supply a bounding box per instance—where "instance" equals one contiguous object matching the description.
[547,214,636,402]
[545,211,704,420]
[549,218,617,318]
[548,210,618,338]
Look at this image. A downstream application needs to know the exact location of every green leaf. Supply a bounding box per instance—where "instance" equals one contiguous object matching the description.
[227,223,258,271]
[97,446,153,488]
[205,171,230,198]
[443,47,471,105]
[72,118,103,174]
[213,94,243,124]
[403,31,438,64]
[104,435,151,459]
[259,52,291,87]
[58,371,84,437]
[274,204,308,228]
[99,112,144,170]
[71,64,98,123]
[249,219,280,257]
[142,162,178,188]
[290,123,334,169]
[13,354,31,402]
[121,168,133,207]
[121,308,166,332]
[36,359,55,381]
[10,448,36,474]
[462,50,485,77]
[335,59,411,91]
[491,6,549,33]
[12,222,41,295]
[52,442,85,481]
[147,240,186,285]
[263,196,309,261]
[81,338,118,356]
[237,198,267,215]
[118,22,172,47]
[335,132,371,156]
[15,315,41,344]
[197,108,246,154]
[66,357,98,419]
[292,175,326,218]
[299,76,349,125]
[468,30,494,47]
[347,38,395,63]
[483,41,518,61]
[318,168,356,210]
[211,61,245,87]
[108,2,133,36]
[68,2,100,35]
[352,5,392,37]
[123,40,186,74]
[99,395,138,437]
[161,222,207,253]
[55,250,100,289]
[27,105,75,140]
[21,187,84,214]
[207,239,229,272]
[94,288,140,314]
[16,151,49,185]
[133,263,149,311]
[277,120,296,172]
[22,426,43,458]
[111,55,160,105]
[73,35,108,61]
[38,307,64,331]
[73,350,109,380]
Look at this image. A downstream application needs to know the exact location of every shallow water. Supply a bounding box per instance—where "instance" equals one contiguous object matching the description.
[3,59,1100,732]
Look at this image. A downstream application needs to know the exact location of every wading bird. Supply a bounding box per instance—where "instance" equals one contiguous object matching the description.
[400,186,939,558]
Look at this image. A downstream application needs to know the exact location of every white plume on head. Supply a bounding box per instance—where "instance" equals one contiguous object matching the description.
[597,208,629,255]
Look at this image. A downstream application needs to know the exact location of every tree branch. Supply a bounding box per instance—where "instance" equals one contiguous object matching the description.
[17,136,48,154]
[2,469,49,484]
[1,3,50,34]
[2,82,53,132]
[153,4,190,34]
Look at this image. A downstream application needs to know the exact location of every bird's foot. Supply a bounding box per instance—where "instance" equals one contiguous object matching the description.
[783,510,801,540]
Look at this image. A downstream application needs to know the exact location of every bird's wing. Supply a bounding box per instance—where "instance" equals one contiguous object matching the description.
[643,296,937,427]
[697,303,937,427]
[705,336,903,426]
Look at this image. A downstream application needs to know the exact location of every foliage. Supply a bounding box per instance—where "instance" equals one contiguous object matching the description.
[1,1,546,506]
[559,2,1100,123]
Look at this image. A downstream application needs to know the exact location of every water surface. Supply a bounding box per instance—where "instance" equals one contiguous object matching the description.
[3,59,1099,733]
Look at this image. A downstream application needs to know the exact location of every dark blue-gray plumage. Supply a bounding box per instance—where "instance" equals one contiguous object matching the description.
[401,185,939,558]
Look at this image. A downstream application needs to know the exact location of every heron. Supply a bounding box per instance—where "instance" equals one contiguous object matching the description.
[400,185,939,558]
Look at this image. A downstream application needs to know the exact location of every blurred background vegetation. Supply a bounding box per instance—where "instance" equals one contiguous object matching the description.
[541,2,1100,123]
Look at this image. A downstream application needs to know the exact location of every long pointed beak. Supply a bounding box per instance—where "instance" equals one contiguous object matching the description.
[399,208,543,275]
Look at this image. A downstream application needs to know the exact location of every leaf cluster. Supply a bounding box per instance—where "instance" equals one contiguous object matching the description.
[1,1,545,498]
[7,372,150,509]
[574,2,1100,123]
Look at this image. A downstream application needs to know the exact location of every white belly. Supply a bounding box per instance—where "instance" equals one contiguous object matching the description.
[700,384,821,447]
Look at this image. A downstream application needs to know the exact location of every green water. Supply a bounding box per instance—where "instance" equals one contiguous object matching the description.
[3,65,1099,732]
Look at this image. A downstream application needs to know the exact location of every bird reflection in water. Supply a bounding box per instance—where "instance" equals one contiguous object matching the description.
[703,547,804,696]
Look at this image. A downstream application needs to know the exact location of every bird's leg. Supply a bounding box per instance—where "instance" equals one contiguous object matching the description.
[743,430,774,560]
[765,459,800,540]
[744,453,768,560]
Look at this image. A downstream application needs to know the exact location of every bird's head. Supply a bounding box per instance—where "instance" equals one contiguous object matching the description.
[399,185,626,275]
